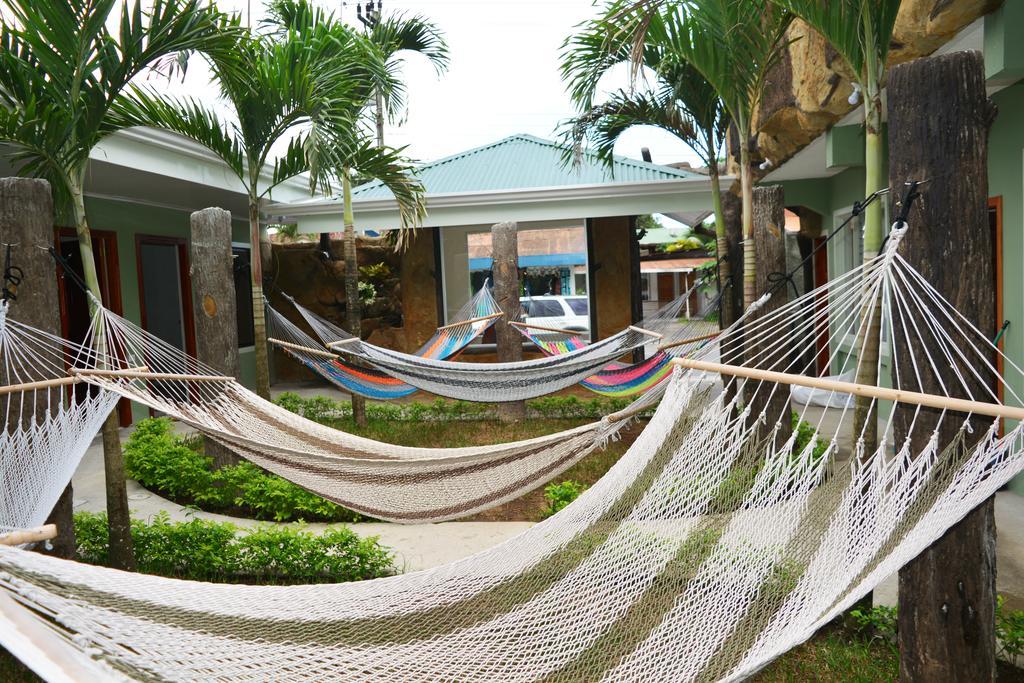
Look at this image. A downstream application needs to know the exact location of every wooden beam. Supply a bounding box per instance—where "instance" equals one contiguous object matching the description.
[324,337,361,349]
[0,524,57,546]
[436,312,503,332]
[672,358,1024,421]
[492,221,525,421]
[72,368,233,383]
[657,331,719,352]
[508,320,579,335]
[627,325,664,340]
[0,375,81,397]
[270,338,340,359]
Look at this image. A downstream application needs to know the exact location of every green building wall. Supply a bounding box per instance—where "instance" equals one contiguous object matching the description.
[81,196,257,422]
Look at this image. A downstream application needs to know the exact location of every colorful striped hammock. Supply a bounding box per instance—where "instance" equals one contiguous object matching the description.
[513,288,720,397]
[267,287,502,400]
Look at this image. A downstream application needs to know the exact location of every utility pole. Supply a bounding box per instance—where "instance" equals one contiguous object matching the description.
[357,1,385,146]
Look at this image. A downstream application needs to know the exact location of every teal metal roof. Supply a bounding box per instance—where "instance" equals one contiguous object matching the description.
[352,134,701,200]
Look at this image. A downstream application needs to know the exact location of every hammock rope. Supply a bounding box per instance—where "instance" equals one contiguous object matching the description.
[267,286,503,400]
[1,220,1023,681]
[513,283,722,397]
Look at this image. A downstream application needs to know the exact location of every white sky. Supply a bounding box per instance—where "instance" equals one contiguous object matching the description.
[165,0,703,169]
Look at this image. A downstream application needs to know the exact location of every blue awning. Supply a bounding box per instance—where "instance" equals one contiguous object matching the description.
[469,253,586,270]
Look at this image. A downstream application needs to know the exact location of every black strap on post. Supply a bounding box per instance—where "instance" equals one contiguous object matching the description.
[1,244,23,302]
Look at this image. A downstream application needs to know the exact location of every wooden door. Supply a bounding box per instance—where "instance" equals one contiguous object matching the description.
[54,228,133,427]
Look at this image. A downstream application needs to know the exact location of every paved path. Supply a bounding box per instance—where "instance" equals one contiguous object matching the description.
[71,415,1024,607]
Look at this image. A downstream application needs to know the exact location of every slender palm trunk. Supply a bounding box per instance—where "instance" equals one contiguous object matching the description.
[852,85,885,455]
[709,162,730,323]
[342,171,367,426]
[249,200,271,399]
[739,133,756,311]
[69,173,135,572]
[848,73,885,617]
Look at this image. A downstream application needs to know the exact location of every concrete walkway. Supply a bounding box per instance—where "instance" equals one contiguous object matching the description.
[71,412,1024,607]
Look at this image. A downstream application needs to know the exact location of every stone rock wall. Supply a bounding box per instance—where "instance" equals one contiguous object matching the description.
[747,0,1002,176]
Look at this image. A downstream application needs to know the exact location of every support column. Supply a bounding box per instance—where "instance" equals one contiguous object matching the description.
[744,186,793,450]
[190,208,241,468]
[0,178,75,558]
[888,50,998,682]
[492,221,525,421]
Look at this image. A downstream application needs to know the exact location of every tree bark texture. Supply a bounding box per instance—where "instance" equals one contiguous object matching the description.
[743,186,793,451]
[492,221,525,421]
[888,50,998,683]
[720,188,745,408]
[0,177,76,558]
[190,208,241,468]
[248,201,272,400]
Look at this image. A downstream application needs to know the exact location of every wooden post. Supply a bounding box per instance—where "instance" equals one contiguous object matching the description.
[492,221,525,421]
[719,187,745,408]
[190,208,241,469]
[744,186,792,450]
[629,216,644,363]
[889,50,998,682]
[0,177,76,559]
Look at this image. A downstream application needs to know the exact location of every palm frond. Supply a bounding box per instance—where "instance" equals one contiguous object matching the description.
[343,138,426,240]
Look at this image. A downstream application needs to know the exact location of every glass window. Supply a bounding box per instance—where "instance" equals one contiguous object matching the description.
[523,299,564,317]
[566,297,588,315]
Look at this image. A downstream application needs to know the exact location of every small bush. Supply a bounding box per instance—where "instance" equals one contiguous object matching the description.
[75,512,394,584]
[124,418,361,523]
[998,595,1024,666]
[848,605,898,644]
[543,480,587,518]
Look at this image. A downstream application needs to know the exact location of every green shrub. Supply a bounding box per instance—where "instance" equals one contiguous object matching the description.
[791,412,830,465]
[75,512,394,584]
[272,392,636,424]
[998,595,1024,666]
[124,418,361,523]
[543,480,587,518]
[848,605,898,644]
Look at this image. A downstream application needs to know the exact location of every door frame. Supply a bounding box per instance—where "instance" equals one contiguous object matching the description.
[134,234,197,360]
[989,196,1004,427]
[54,227,133,427]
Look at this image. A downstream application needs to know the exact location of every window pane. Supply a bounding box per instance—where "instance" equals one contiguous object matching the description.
[524,299,563,317]
[566,298,588,315]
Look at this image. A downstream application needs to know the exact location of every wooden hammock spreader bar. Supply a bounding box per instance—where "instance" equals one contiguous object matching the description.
[437,312,504,332]
[508,320,579,335]
[270,337,341,358]
[0,524,57,546]
[72,368,233,383]
[672,358,1024,421]
[657,331,719,352]
[325,338,361,349]
[0,375,81,397]
[628,325,664,340]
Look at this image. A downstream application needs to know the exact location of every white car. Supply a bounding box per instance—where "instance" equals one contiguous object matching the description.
[521,295,590,339]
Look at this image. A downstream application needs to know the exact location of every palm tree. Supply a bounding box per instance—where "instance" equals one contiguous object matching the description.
[560,31,730,314]
[365,11,449,146]
[0,0,239,569]
[770,0,903,463]
[652,1,791,311]
[115,6,391,401]
[576,0,790,311]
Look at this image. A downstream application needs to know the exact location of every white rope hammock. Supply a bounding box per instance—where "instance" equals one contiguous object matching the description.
[0,223,1022,681]
[0,305,118,536]
[51,302,666,523]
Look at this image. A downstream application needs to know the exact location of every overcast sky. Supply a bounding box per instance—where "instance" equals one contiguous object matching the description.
[166,0,703,170]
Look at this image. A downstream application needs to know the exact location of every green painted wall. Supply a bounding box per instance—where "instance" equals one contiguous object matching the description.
[81,196,256,422]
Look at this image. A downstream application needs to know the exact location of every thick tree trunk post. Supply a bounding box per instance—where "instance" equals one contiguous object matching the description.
[889,50,997,682]
[744,186,792,451]
[492,221,525,422]
[190,208,241,469]
[0,178,75,558]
